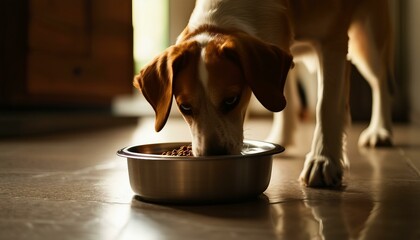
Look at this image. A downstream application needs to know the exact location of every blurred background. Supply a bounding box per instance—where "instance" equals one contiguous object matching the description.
[1,0,419,136]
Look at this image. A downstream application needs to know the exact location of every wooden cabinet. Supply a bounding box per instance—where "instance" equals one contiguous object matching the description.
[0,0,134,109]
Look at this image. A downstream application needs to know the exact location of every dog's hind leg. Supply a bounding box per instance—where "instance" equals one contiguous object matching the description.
[348,3,394,147]
[267,43,318,147]
[299,37,350,188]
[266,68,300,147]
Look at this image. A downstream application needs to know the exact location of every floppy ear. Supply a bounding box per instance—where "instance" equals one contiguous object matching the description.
[220,33,293,112]
[133,41,198,131]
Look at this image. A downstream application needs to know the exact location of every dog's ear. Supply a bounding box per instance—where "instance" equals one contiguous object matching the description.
[220,33,293,112]
[134,41,198,132]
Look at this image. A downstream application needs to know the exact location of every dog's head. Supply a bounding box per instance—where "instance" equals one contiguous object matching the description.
[134,30,292,156]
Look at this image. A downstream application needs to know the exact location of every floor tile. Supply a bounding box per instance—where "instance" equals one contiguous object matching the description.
[1,117,419,240]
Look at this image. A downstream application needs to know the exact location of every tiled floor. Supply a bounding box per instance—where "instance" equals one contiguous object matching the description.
[0,116,419,240]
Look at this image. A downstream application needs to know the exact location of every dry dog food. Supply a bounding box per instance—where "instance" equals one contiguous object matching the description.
[162,145,193,156]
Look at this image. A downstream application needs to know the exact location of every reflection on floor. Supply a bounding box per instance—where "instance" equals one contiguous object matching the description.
[0,116,419,240]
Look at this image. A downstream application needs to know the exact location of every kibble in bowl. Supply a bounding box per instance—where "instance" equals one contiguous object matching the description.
[162,145,193,156]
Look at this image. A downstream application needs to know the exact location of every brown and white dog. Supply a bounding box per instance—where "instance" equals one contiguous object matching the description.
[134,0,394,188]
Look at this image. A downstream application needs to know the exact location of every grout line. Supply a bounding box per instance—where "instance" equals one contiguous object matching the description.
[398,148,420,177]
[31,161,121,178]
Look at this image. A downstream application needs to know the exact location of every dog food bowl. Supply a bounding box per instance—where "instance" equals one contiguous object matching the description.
[117,140,284,204]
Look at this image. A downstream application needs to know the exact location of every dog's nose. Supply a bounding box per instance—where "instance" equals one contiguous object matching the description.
[194,139,231,156]
[202,145,230,156]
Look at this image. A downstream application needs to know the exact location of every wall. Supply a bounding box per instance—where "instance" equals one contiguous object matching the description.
[169,0,195,44]
[407,0,420,122]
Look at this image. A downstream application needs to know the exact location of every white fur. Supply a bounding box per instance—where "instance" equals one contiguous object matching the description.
[198,43,208,87]
[188,0,257,36]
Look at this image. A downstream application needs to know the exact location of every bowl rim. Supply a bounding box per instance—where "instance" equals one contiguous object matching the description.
[117,139,284,161]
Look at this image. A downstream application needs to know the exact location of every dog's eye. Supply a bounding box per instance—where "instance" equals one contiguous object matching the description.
[179,103,193,115]
[221,96,240,113]
[225,96,238,105]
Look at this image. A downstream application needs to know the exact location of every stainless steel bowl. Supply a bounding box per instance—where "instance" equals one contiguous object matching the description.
[117,140,284,204]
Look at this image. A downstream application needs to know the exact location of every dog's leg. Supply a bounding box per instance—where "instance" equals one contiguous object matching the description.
[267,68,300,146]
[356,62,393,147]
[348,11,393,147]
[299,39,350,188]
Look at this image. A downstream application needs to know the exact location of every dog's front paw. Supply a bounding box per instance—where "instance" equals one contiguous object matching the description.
[358,127,392,147]
[299,154,347,188]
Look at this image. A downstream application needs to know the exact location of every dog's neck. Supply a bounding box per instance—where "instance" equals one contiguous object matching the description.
[177,24,247,44]
[186,0,258,37]
[179,0,292,51]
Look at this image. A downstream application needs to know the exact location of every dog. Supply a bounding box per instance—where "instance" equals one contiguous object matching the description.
[134,0,394,188]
